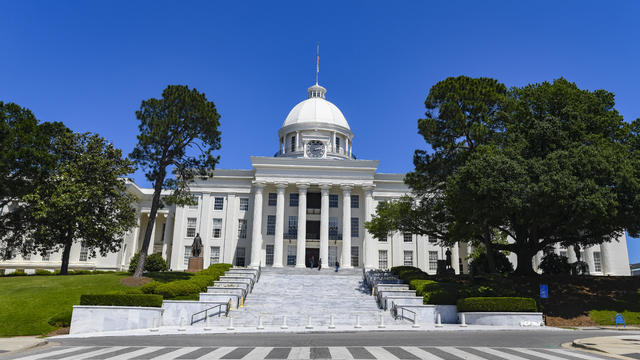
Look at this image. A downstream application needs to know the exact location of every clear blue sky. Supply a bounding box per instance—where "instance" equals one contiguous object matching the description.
[1,1,639,263]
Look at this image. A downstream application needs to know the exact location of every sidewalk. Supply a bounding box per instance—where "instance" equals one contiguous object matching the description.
[0,336,48,354]
[573,335,640,360]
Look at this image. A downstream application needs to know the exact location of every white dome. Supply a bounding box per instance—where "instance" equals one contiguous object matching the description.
[281,85,350,130]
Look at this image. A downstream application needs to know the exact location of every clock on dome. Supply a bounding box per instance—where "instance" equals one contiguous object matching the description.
[306,140,325,158]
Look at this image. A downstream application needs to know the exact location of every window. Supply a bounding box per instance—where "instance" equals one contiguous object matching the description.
[351,246,359,267]
[238,219,247,239]
[188,197,199,209]
[266,215,276,235]
[42,251,50,261]
[239,198,249,211]
[186,217,197,237]
[290,193,299,207]
[213,197,224,210]
[336,137,341,152]
[268,193,277,206]
[351,217,359,237]
[404,250,414,266]
[403,232,412,242]
[290,135,296,152]
[593,251,602,272]
[428,235,437,243]
[287,245,296,266]
[288,216,298,236]
[266,244,274,266]
[329,217,338,239]
[212,218,222,238]
[235,247,245,267]
[428,251,438,271]
[329,194,338,208]
[79,244,88,262]
[351,195,359,208]
[378,250,388,269]
[210,246,220,265]
[184,246,192,266]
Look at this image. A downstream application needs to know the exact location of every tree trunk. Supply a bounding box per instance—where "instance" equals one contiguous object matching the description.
[483,231,497,273]
[132,186,162,278]
[514,249,536,276]
[59,239,73,275]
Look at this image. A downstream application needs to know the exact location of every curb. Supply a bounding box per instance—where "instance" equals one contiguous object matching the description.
[571,339,635,360]
[0,339,51,355]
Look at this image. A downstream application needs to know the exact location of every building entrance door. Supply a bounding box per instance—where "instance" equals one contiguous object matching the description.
[328,246,338,267]
[305,248,319,268]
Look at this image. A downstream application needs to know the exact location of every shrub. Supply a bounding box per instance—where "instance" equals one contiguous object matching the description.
[80,294,163,307]
[390,266,429,282]
[539,253,571,275]
[35,269,53,275]
[457,297,538,312]
[140,281,161,294]
[470,252,514,275]
[154,281,201,298]
[423,282,460,305]
[128,252,168,273]
[408,279,437,295]
[48,309,72,327]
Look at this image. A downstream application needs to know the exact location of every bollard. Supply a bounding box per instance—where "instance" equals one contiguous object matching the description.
[257,314,264,330]
[378,311,386,328]
[204,310,211,331]
[178,316,186,331]
[435,313,443,327]
[150,317,159,332]
[240,296,244,308]
[280,315,288,329]
[328,314,335,329]
[229,299,234,311]
[460,313,468,327]
[305,315,314,329]
[227,315,235,330]
[412,314,420,328]
[371,287,375,296]
[354,314,362,328]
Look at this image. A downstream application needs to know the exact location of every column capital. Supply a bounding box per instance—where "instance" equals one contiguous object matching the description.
[276,182,288,191]
[341,184,352,193]
[319,183,332,191]
[296,183,310,191]
[252,181,266,189]
[363,185,375,194]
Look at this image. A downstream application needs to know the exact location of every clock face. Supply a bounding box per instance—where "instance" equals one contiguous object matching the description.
[306,141,325,158]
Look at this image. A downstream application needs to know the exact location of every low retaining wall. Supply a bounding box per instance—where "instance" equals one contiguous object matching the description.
[162,300,227,326]
[219,276,254,285]
[374,284,409,294]
[206,286,245,297]
[213,281,250,292]
[199,293,240,307]
[70,306,162,334]
[377,290,416,306]
[394,305,458,324]
[460,312,544,326]
[387,296,424,310]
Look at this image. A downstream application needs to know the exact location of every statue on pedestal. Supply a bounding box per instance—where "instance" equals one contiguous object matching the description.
[191,233,203,258]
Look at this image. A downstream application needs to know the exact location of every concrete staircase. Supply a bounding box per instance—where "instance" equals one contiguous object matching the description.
[221,267,398,327]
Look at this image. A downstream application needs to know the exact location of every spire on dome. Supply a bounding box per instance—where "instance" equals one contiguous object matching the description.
[308,84,326,99]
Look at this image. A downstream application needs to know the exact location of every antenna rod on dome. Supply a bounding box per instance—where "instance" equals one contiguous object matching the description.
[315,42,320,85]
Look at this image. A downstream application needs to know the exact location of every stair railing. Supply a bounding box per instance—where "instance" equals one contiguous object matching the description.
[190,300,231,325]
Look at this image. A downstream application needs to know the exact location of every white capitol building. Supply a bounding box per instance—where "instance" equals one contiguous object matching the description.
[0,82,632,276]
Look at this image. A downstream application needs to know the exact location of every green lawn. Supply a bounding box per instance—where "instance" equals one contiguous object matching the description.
[0,273,132,336]
[590,310,640,325]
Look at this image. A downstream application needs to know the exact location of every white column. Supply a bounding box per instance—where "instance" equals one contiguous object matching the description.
[296,131,300,151]
[249,182,265,267]
[341,185,352,268]
[320,185,330,269]
[162,213,173,261]
[349,138,352,158]
[583,245,594,274]
[131,213,141,258]
[296,184,308,268]
[170,206,185,270]
[332,132,337,153]
[452,242,460,274]
[273,183,286,267]
[147,214,156,255]
[222,194,237,264]
[600,242,615,276]
[567,245,577,263]
[363,186,376,269]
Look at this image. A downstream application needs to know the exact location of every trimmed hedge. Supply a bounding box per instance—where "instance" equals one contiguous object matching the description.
[147,263,233,299]
[457,297,538,312]
[80,294,163,307]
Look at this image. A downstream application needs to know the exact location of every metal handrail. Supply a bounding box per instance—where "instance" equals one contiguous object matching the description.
[190,301,230,325]
[393,304,417,324]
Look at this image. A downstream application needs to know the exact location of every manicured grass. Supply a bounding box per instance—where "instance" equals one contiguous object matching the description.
[590,310,640,325]
[0,273,132,336]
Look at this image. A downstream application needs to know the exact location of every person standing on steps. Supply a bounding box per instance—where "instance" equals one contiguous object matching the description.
[310,256,315,268]
[335,260,340,272]
[318,258,322,271]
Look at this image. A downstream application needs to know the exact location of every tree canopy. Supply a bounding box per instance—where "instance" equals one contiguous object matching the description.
[367,76,640,275]
[129,85,221,278]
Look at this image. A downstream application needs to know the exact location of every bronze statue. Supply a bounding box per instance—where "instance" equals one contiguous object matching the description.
[191,233,203,258]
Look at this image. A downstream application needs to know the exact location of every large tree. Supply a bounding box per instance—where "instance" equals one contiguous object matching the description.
[0,102,68,259]
[367,77,640,275]
[24,132,137,274]
[129,85,221,278]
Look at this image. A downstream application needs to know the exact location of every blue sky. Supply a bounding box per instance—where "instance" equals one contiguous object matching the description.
[1,1,639,263]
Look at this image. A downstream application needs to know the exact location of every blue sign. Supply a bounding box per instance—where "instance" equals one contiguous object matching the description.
[540,284,549,299]
[615,313,625,328]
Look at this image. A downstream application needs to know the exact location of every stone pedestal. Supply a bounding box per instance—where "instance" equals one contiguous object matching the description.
[187,257,203,273]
